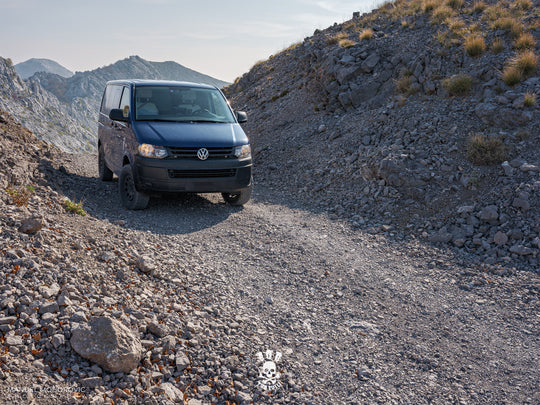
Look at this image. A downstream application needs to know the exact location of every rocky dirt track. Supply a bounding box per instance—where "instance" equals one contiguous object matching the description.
[1,140,537,404]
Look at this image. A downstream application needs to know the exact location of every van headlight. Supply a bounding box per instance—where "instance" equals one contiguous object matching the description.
[138,144,168,159]
[234,144,251,160]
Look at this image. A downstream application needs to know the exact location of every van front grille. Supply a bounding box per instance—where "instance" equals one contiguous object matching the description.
[168,146,234,159]
[168,169,237,178]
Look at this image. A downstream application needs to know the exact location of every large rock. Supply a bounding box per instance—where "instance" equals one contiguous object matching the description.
[70,316,143,373]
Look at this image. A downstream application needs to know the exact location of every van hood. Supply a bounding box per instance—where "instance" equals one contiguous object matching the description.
[132,121,249,147]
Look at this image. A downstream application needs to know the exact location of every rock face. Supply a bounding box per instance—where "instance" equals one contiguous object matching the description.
[70,316,143,373]
[0,55,229,153]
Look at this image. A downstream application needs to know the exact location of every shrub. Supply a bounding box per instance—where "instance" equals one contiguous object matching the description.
[432,5,454,22]
[513,0,532,10]
[465,35,485,56]
[471,0,486,13]
[423,0,441,12]
[5,185,34,207]
[523,91,536,107]
[492,38,504,54]
[466,134,509,165]
[339,38,356,48]
[445,0,463,9]
[64,199,87,216]
[359,28,374,40]
[515,32,536,50]
[502,65,523,85]
[442,74,472,95]
[328,32,348,45]
[513,50,538,76]
[492,17,523,38]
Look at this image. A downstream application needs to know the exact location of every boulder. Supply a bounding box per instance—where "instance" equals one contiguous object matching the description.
[71,316,143,373]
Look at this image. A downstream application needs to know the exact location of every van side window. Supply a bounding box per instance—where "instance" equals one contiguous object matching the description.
[119,87,131,116]
[102,85,123,115]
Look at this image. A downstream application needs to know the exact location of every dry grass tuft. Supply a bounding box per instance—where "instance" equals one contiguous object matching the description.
[432,5,454,22]
[442,74,472,95]
[466,134,509,165]
[502,65,523,86]
[492,37,505,54]
[523,91,536,107]
[464,35,485,56]
[471,0,486,13]
[359,28,374,40]
[514,32,536,50]
[513,50,538,76]
[445,0,463,9]
[492,17,523,38]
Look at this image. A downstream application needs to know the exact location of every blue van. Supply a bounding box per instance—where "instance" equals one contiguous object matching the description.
[97,80,252,209]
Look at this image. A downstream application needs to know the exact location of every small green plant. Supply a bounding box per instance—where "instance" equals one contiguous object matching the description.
[492,37,505,54]
[466,134,509,165]
[64,199,87,216]
[359,28,374,40]
[523,91,536,107]
[515,32,536,50]
[5,185,35,206]
[464,35,485,56]
[442,73,472,96]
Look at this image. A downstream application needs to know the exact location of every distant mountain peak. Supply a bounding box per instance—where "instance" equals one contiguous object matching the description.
[14,58,73,79]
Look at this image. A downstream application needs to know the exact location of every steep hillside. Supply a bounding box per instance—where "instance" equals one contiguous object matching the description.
[0,58,95,152]
[14,58,73,79]
[227,0,540,270]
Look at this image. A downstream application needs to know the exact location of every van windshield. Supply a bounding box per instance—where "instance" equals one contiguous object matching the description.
[134,86,236,123]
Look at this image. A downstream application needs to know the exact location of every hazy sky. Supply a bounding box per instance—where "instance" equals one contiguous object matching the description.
[0,0,380,82]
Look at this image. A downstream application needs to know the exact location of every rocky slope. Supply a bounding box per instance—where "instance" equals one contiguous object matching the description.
[0,57,95,152]
[1,108,539,404]
[226,0,540,272]
[14,58,73,79]
[0,55,230,154]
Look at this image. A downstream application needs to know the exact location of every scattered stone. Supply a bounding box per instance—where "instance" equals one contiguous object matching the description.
[70,316,143,373]
[494,231,508,246]
[18,216,43,234]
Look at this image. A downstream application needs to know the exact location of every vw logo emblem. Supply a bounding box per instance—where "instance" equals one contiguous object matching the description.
[197,148,209,160]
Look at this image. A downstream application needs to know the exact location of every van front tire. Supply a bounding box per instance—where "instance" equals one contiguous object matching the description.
[222,185,252,206]
[119,165,149,210]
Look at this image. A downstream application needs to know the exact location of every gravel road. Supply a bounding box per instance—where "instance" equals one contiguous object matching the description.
[9,152,537,404]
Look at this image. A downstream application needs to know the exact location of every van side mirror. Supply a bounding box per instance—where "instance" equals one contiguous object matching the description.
[109,108,129,122]
[236,111,247,123]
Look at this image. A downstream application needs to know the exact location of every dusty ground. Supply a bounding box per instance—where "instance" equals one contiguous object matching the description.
[8,152,533,404]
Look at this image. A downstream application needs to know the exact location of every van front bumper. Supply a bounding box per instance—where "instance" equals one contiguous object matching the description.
[134,156,252,193]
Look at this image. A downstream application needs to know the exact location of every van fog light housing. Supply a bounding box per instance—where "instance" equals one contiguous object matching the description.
[138,144,168,159]
[234,144,251,160]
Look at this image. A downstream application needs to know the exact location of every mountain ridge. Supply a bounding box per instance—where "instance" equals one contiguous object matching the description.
[14,57,73,79]
[0,55,230,152]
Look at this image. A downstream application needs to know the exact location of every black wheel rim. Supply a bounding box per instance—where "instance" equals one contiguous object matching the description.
[123,173,135,202]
